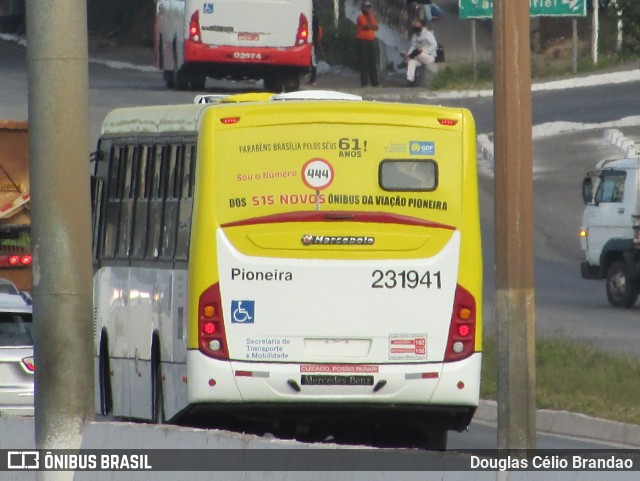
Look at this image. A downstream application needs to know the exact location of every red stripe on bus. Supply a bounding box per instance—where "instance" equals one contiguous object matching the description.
[221,211,455,230]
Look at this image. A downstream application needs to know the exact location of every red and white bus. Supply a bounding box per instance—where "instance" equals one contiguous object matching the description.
[155,0,315,92]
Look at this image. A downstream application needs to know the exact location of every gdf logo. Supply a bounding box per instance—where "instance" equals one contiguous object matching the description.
[409,141,435,156]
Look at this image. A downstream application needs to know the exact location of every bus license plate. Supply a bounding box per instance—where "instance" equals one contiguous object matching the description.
[238,32,260,41]
[301,375,374,386]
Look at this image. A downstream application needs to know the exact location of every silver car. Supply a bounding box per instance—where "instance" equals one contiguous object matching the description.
[0,290,34,416]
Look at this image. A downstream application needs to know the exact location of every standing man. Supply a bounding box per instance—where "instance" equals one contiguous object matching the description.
[356,1,380,87]
[405,19,438,87]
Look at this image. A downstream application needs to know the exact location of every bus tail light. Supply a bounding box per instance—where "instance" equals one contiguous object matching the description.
[444,284,476,362]
[189,10,202,43]
[198,283,229,360]
[1,253,32,267]
[220,117,240,125]
[295,14,309,46]
[438,118,458,126]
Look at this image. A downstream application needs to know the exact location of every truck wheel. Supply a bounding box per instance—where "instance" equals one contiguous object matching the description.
[606,261,638,308]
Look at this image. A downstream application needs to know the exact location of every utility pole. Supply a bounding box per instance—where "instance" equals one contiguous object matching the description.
[26,0,94,466]
[592,0,599,65]
[493,0,536,450]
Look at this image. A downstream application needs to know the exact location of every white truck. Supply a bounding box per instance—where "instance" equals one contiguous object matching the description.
[580,156,640,308]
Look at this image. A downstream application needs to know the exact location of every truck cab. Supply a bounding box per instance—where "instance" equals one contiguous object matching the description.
[580,157,640,308]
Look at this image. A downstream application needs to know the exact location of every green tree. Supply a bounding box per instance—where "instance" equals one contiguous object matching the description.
[615,0,640,44]
[87,0,154,46]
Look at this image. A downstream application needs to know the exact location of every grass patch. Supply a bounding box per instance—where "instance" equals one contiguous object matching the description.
[426,53,640,90]
[481,337,640,425]
[429,60,494,90]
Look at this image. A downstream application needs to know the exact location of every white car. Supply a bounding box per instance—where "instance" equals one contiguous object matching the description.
[0,290,34,416]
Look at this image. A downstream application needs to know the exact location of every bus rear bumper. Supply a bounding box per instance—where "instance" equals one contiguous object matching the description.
[187,350,481,408]
[184,41,312,68]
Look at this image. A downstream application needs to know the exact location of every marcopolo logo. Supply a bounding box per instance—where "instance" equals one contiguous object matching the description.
[409,141,435,156]
[301,234,375,246]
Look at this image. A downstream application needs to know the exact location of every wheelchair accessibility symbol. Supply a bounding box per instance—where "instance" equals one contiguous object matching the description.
[231,300,255,323]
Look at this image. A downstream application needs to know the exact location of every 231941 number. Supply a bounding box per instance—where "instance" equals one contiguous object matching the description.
[371,270,442,289]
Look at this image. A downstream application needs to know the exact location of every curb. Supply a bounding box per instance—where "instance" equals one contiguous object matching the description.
[605,128,640,158]
[476,400,640,448]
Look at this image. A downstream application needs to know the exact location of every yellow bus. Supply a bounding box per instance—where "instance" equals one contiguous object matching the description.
[92,91,482,449]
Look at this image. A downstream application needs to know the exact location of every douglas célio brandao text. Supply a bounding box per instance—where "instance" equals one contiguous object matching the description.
[470,454,634,471]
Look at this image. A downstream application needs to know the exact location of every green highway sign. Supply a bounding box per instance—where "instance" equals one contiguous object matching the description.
[459,0,587,19]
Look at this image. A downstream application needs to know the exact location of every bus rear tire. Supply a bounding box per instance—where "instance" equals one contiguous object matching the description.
[264,74,300,93]
[172,42,189,91]
[98,334,113,416]
[152,336,165,423]
[163,70,175,89]
[417,428,448,451]
[190,77,206,91]
[174,69,188,91]
[152,367,165,423]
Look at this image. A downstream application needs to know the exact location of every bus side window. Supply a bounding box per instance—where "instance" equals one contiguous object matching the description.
[175,144,195,262]
[102,145,124,259]
[160,144,180,261]
[91,176,104,264]
[116,146,136,259]
[92,140,110,264]
[146,145,166,260]
[131,145,151,260]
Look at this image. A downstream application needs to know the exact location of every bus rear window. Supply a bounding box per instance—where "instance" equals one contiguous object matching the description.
[379,160,437,191]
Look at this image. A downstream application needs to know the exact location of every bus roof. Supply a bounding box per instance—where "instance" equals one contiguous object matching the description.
[102,90,367,136]
[101,104,210,136]
[195,91,362,104]
[271,90,363,101]
[101,92,472,137]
